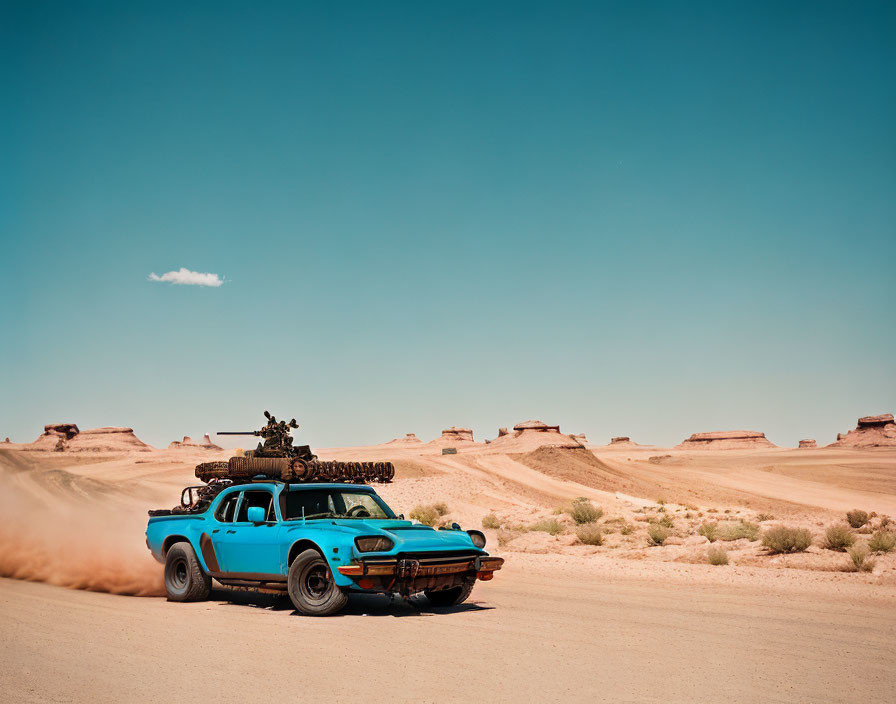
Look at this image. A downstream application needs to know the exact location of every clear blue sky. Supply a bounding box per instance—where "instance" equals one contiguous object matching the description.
[2,1,894,448]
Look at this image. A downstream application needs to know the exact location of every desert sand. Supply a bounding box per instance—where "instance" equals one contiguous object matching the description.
[1,418,895,703]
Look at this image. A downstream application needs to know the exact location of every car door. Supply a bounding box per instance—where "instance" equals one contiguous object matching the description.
[213,488,282,576]
[202,489,243,574]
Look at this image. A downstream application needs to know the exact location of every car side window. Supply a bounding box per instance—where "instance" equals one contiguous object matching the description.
[236,490,276,522]
[215,492,241,522]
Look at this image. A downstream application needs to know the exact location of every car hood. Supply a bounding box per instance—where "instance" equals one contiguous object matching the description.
[331,519,481,553]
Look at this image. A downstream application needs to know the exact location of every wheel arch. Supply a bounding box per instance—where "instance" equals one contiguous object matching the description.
[162,534,191,556]
[287,539,325,566]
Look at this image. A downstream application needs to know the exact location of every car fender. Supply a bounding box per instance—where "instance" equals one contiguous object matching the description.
[282,524,359,587]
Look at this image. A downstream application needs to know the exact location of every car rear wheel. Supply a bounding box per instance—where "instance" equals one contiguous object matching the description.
[425,580,475,607]
[287,549,348,616]
[164,541,211,602]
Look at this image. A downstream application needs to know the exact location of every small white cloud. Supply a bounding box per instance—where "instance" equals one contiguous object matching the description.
[148,268,224,287]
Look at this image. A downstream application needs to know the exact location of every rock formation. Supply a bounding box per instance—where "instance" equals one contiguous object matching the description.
[27,424,82,451]
[428,427,476,446]
[828,414,896,448]
[611,436,630,444]
[487,420,583,452]
[571,433,588,442]
[798,439,817,449]
[385,433,423,445]
[65,427,152,452]
[676,430,777,450]
[2,437,9,444]
[169,434,222,450]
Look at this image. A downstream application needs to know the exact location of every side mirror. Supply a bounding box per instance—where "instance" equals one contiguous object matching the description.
[247,506,266,524]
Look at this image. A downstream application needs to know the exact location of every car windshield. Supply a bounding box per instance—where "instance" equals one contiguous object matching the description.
[283,488,395,520]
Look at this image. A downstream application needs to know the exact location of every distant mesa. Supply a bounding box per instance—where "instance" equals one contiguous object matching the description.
[427,427,476,446]
[798,439,817,449]
[676,430,777,450]
[385,433,423,445]
[16,423,151,452]
[828,414,896,448]
[487,419,583,451]
[571,433,588,442]
[2,437,9,444]
[611,436,630,444]
[169,434,222,450]
[497,427,509,437]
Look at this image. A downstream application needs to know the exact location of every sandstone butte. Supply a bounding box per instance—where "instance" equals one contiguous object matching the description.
[676,430,777,450]
[828,413,896,448]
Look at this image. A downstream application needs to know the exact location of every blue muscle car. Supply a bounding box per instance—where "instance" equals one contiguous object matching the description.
[145,481,504,615]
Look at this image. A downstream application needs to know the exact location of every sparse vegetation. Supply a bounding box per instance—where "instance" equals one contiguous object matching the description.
[576,524,603,545]
[707,546,729,565]
[761,526,813,554]
[755,513,775,522]
[868,530,896,554]
[846,509,869,529]
[432,502,449,516]
[647,524,669,546]
[698,522,718,542]
[481,514,501,530]
[823,523,856,552]
[655,514,674,529]
[845,545,876,573]
[410,505,440,526]
[497,529,519,547]
[568,501,603,525]
[529,518,563,535]
[719,521,760,541]
[619,522,634,535]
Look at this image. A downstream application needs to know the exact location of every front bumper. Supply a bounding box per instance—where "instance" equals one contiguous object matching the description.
[337,554,504,595]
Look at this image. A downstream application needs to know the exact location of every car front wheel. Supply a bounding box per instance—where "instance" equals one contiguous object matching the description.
[287,549,348,616]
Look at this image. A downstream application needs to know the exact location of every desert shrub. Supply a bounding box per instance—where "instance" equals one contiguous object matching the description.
[619,522,634,535]
[846,509,869,529]
[698,522,718,542]
[481,514,501,529]
[497,529,519,547]
[845,545,876,573]
[410,505,439,526]
[576,524,603,545]
[755,513,775,522]
[762,526,812,554]
[568,501,603,525]
[868,530,896,554]
[432,502,449,516]
[879,516,892,529]
[529,518,563,536]
[656,514,674,529]
[823,523,856,552]
[647,524,669,546]
[719,521,760,541]
[707,546,729,566]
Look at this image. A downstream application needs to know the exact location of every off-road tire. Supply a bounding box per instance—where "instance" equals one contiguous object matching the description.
[425,579,475,607]
[164,541,211,602]
[287,549,348,616]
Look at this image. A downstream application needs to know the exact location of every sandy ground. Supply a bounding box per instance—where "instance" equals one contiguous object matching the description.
[1,442,895,702]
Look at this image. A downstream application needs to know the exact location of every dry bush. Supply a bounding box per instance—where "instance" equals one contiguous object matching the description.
[868,530,896,554]
[823,523,856,552]
[529,518,563,536]
[719,521,760,541]
[755,513,775,522]
[568,501,603,525]
[762,526,812,554]
[576,524,603,545]
[846,510,869,529]
[845,545,876,573]
[707,546,729,565]
[656,514,675,529]
[410,505,439,526]
[481,514,501,529]
[497,529,520,547]
[619,522,635,536]
[698,523,718,542]
[432,502,449,516]
[647,524,669,546]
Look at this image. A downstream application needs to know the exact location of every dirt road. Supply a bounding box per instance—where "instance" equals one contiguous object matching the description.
[2,565,893,704]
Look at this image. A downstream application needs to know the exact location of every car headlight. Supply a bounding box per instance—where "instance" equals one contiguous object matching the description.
[466,530,486,548]
[354,536,394,553]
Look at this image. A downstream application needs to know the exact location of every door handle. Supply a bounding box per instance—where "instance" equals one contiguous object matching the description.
[212,529,220,534]
[226,529,236,534]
